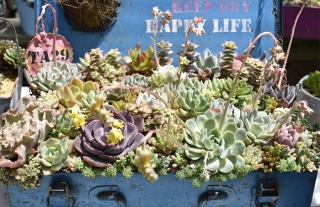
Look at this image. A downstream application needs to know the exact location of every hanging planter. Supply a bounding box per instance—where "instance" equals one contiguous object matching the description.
[58,0,121,31]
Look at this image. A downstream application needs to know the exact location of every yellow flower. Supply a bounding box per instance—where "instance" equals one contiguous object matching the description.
[107,128,124,144]
[73,114,85,129]
[69,105,81,119]
[112,120,124,129]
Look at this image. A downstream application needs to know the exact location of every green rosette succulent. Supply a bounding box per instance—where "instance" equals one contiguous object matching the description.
[0,96,59,168]
[37,91,59,108]
[30,61,82,94]
[303,70,320,97]
[0,40,27,74]
[184,110,246,174]
[124,43,155,76]
[237,109,277,144]
[49,109,79,139]
[149,123,184,155]
[125,74,150,88]
[38,138,73,175]
[196,48,222,80]
[211,77,255,107]
[57,78,105,113]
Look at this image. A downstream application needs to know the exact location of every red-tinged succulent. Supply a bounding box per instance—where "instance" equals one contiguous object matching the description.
[73,110,144,167]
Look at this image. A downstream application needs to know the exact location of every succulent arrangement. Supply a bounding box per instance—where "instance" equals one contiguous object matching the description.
[303,70,320,97]
[0,5,319,191]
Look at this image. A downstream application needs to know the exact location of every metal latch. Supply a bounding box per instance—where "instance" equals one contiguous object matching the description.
[89,185,126,207]
[198,185,236,207]
[47,182,75,207]
[255,181,279,207]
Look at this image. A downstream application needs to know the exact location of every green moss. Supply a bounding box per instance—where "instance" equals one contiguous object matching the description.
[303,70,320,97]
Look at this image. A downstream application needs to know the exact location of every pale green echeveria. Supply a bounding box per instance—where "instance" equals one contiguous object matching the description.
[39,138,73,175]
[237,109,277,145]
[125,74,150,88]
[149,65,178,88]
[30,61,81,94]
[37,90,59,108]
[184,110,246,173]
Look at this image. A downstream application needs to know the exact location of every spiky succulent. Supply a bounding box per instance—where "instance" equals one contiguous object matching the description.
[74,110,144,167]
[0,96,59,168]
[30,61,82,94]
[124,43,155,76]
[77,48,126,85]
[184,110,246,174]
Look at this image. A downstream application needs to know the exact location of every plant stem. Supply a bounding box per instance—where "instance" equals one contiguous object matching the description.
[279,0,306,88]
[219,32,279,131]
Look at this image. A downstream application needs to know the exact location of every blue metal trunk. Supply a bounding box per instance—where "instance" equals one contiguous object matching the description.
[34,0,282,64]
[8,171,316,207]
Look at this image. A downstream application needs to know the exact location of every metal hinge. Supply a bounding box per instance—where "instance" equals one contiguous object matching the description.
[198,185,236,207]
[89,185,126,207]
[47,182,75,207]
[255,181,279,207]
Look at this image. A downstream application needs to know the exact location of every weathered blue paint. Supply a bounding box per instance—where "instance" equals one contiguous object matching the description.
[8,172,316,207]
[34,0,282,65]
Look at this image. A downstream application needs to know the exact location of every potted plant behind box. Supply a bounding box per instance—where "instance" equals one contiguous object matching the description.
[0,18,26,114]
[2,2,320,207]
[297,71,320,124]
[283,0,320,40]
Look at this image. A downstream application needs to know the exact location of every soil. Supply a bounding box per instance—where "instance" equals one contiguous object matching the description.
[0,75,16,98]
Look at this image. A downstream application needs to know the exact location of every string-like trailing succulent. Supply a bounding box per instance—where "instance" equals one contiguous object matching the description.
[30,61,82,94]
[184,110,246,174]
[156,40,174,66]
[74,109,144,167]
[196,48,222,80]
[0,96,59,168]
[77,48,126,85]
[124,43,156,76]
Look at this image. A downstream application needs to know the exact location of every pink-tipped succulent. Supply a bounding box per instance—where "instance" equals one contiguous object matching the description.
[73,109,145,167]
[273,124,300,152]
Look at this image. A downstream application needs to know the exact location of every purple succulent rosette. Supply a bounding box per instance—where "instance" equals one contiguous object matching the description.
[74,111,144,167]
[273,124,300,152]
